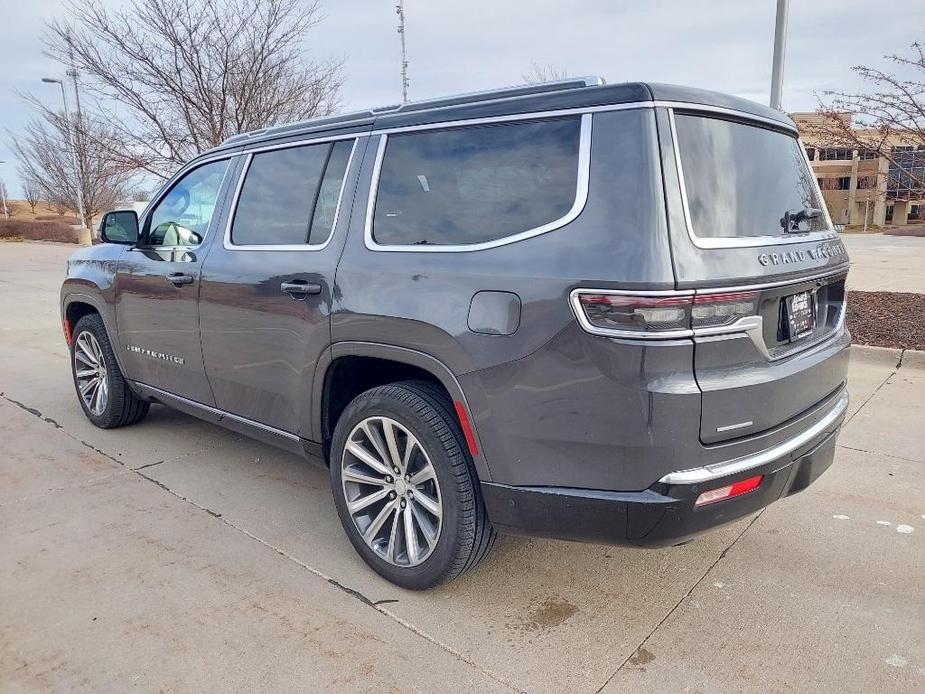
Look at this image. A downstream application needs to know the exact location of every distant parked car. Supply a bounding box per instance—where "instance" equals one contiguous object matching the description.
[62,78,850,589]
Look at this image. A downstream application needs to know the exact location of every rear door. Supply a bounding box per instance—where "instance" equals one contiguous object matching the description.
[657,107,850,443]
[198,136,360,437]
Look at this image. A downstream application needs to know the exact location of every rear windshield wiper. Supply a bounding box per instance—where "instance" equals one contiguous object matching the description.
[781,207,823,233]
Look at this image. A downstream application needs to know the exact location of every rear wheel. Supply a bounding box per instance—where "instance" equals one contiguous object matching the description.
[330,381,496,589]
[70,314,149,428]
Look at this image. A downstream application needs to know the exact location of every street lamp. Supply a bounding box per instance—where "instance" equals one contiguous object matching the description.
[41,76,87,229]
[0,160,8,220]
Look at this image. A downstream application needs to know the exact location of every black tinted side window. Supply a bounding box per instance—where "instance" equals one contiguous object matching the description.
[373,117,582,246]
[231,142,336,246]
[308,140,354,244]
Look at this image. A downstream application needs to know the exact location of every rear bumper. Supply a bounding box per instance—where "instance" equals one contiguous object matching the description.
[481,390,846,547]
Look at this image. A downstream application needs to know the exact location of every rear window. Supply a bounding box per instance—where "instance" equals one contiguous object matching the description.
[372,117,582,246]
[231,140,353,246]
[674,114,828,239]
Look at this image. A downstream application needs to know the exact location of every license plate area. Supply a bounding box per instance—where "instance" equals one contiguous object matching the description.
[782,290,815,342]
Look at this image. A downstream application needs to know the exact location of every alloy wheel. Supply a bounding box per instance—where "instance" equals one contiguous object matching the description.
[341,416,443,567]
[74,331,109,416]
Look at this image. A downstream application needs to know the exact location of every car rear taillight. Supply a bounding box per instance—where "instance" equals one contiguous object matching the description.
[690,291,759,329]
[695,475,764,506]
[571,290,759,338]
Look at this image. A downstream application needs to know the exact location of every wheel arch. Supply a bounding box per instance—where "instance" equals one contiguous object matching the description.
[314,342,492,482]
[62,291,131,379]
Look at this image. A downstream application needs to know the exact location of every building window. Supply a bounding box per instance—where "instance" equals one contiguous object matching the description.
[836,176,851,190]
[818,147,853,161]
[857,175,878,190]
[805,147,816,160]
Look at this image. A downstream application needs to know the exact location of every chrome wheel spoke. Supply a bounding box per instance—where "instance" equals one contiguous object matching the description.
[382,419,404,471]
[348,487,390,514]
[346,440,392,477]
[410,500,439,549]
[403,505,419,565]
[342,467,389,487]
[342,415,443,568]
[386,507,401,562]
[409,464,434,486]
[362,421,392,469]
[363,500,397,543]
[412,489,441,518]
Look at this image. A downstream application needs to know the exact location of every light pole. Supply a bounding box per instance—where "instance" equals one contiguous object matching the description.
[0,160,8,220]
[42,76,87,229]
[769,0,789,110]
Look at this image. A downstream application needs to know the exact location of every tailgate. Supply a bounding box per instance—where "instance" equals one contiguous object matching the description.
[695,272,848,443]
[657,105,852,443]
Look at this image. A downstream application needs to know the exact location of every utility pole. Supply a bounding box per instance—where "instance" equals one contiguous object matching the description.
[42,76,87,230]
[769,0,789,110]
[396,1,409,103]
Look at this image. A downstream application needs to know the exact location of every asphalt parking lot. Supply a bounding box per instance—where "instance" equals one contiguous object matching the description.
[1,241,923,693]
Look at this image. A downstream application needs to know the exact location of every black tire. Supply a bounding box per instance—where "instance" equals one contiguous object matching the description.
[330,380,497,589]
[70,314,150,429]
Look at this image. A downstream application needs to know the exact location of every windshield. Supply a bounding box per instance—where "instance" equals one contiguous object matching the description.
[675,114,829,239]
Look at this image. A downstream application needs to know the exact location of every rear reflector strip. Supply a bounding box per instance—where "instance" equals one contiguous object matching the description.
[453,400,479,457]
[695,475,764,506]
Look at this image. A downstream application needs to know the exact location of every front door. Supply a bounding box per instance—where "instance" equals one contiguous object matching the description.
[115,157,233,404]
[199,137,359,436]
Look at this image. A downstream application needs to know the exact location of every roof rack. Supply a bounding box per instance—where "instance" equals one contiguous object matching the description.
[222,76,605,145]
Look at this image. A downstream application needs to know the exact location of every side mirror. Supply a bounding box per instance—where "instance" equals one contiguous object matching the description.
[99,210,139,245]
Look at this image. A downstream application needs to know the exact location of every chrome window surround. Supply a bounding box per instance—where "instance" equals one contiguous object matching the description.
[364,113,593,252]
[569,268,848,360]
[658,388,849,485]
[222,135,360,252]
[135,155,233,252]
[667,108,838,249]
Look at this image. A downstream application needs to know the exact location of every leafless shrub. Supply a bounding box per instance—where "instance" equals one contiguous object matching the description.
[522,62,569,84]
[0,219,78,243]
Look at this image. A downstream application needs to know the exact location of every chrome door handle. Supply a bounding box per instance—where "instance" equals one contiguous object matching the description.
[166,273,195,285]
[280,280,322,297]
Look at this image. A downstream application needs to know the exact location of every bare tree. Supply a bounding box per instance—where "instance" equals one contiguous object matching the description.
[522,62,569,84]
[11,108,131,226]
[21,176,42,214]
[805,38,925,192]
[45,0,343,180]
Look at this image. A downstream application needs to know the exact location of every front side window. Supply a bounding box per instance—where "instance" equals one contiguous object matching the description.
[675,114,828,238]
[231,139,354,246]
[372,117,582,246]
[147,159,228,247]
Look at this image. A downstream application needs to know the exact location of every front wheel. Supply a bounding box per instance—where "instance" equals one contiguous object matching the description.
[330,381,496,589]
[70,314,149,428]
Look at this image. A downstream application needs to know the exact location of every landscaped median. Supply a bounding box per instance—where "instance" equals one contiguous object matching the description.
[0,219,80,244]
[847,291,925,351]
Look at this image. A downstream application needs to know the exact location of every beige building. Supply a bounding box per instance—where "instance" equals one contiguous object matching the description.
[793,112,924,227]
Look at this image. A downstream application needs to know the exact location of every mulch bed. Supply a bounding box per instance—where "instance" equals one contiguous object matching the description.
[846,291,925,351]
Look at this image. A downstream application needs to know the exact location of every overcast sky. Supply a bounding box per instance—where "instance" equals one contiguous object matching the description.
[1,0,923,196]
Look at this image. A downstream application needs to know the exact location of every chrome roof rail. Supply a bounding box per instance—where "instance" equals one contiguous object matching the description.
[222,76,606,145]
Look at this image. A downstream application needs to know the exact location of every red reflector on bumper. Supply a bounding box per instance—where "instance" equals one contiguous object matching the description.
[695,475,764,506]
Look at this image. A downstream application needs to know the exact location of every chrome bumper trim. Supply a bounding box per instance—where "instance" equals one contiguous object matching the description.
[659,389,849,485]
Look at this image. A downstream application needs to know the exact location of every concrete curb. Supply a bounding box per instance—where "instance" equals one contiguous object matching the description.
[850,343,925,370]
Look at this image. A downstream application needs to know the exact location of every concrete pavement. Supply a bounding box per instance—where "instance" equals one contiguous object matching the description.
[842,233,925,293]
[1,241,923,693]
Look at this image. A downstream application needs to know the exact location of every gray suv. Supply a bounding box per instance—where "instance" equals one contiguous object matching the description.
[62,78,850,589]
